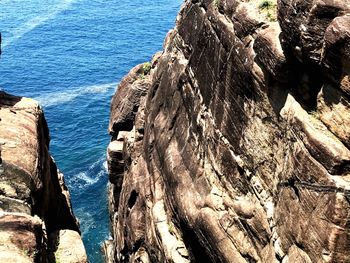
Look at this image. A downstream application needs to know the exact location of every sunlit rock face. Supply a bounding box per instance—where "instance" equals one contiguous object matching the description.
[0,92,87,263]
[106,0,350,262]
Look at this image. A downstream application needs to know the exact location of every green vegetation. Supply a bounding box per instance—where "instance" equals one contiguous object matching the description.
[258,0,277,22]
[258,0,275,9]
[266,11,276,22]
[168,222,175,235]
[142,62,152,75]
[54,252,61,263]
[213,0,220,9]
[22,248,30,257]
[139,62,152,80]
[309,110,318,118]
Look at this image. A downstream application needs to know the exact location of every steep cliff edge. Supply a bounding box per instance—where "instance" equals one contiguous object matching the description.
[107,0,350,262]
[0,92,87,263]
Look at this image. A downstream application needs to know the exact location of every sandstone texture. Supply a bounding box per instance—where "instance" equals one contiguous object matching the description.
[0,92,87,262]
[107,0,350,262]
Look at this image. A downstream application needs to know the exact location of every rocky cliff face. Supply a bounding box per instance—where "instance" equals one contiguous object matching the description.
[106,0,350,262]
[0,92,87,263]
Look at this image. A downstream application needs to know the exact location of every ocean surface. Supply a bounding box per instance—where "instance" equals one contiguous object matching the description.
[0,0,182,261]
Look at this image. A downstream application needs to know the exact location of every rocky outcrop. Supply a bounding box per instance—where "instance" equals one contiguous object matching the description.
[107,0,350,262]
[0,92,87,263]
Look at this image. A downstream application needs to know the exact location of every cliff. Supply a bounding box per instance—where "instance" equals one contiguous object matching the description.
[106,0,350,262]
[0,92,87,263]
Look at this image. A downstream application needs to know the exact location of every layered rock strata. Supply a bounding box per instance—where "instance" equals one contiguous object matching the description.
[107,0,350,262]
[0,92,87,263]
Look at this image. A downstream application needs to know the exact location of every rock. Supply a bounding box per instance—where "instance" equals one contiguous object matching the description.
[109,64,151,138]
[282,245,312,263]
[106,0,350,262]
[322,14,350,82]
[317,83,350,148]
[50,230,88,263]
[278,0,350,65]
[281,94,350,174]
[253,22,288,82]
[0,91,87,262]
[0,213,44,263]
[102,239,114,263]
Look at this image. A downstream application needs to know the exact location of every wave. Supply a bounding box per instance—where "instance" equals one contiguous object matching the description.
[88,156,107,171]
[68,155,107,189]
[103,160,108,171]
[2,0,76,48]
[34,82,118,107]
[75,171,101,186]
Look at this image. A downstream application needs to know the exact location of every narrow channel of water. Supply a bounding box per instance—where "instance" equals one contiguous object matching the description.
[0,0,182,261]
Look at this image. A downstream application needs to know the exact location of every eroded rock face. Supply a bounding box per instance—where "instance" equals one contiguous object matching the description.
[107,0,350,262]
[0,92,87,263]
[50,230,88,263]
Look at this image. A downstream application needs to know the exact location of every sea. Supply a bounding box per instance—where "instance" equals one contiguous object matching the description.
[0,0,182,262]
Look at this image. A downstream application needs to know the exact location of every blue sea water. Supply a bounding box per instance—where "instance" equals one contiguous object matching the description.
[0,0,182,262]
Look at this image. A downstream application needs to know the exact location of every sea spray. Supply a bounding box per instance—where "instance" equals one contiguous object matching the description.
[34,82,118,107]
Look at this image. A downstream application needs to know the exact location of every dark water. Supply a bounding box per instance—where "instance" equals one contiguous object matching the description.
[0,0,182,261]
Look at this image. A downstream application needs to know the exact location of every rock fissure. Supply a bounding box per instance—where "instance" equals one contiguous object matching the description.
[278,180,350,196]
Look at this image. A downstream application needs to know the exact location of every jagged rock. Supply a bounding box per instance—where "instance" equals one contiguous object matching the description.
[281,94,350,174]
[109,64,151,137]
[317,84,350,148]
[103,239,114,263]
[0,92,87,262]
[254,22,287,81]
[278,0,350,64]
[322,14,350,82]
[107,0,350,262]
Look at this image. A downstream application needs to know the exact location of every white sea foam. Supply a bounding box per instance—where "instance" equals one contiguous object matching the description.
[103,161,108,171]
[71,156,107,188]
[89,156,106,170]
[2,0,76,48]
[75,171,99,185]
[79,169,105,185]
[35,82,118,107]
[73,169,104,188]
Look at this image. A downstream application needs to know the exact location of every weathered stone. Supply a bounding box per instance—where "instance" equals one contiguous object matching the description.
[50,230,88,263]
[103,239,114,263]
[254,22,287,81]
[106,0,350,262]
[0,92,86,262]
[0,213,45,263]
[278,0,350,64]
[281,94,350,174]
[317,83,350,148]
[322,14,350,81]
[0,196,31,214]
[109,65,151,137]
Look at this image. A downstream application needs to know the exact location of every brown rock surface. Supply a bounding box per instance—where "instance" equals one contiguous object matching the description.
[107,0,350,262]
[0,92,87,262]
[0,213,44,263]
[51,230,88,263]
